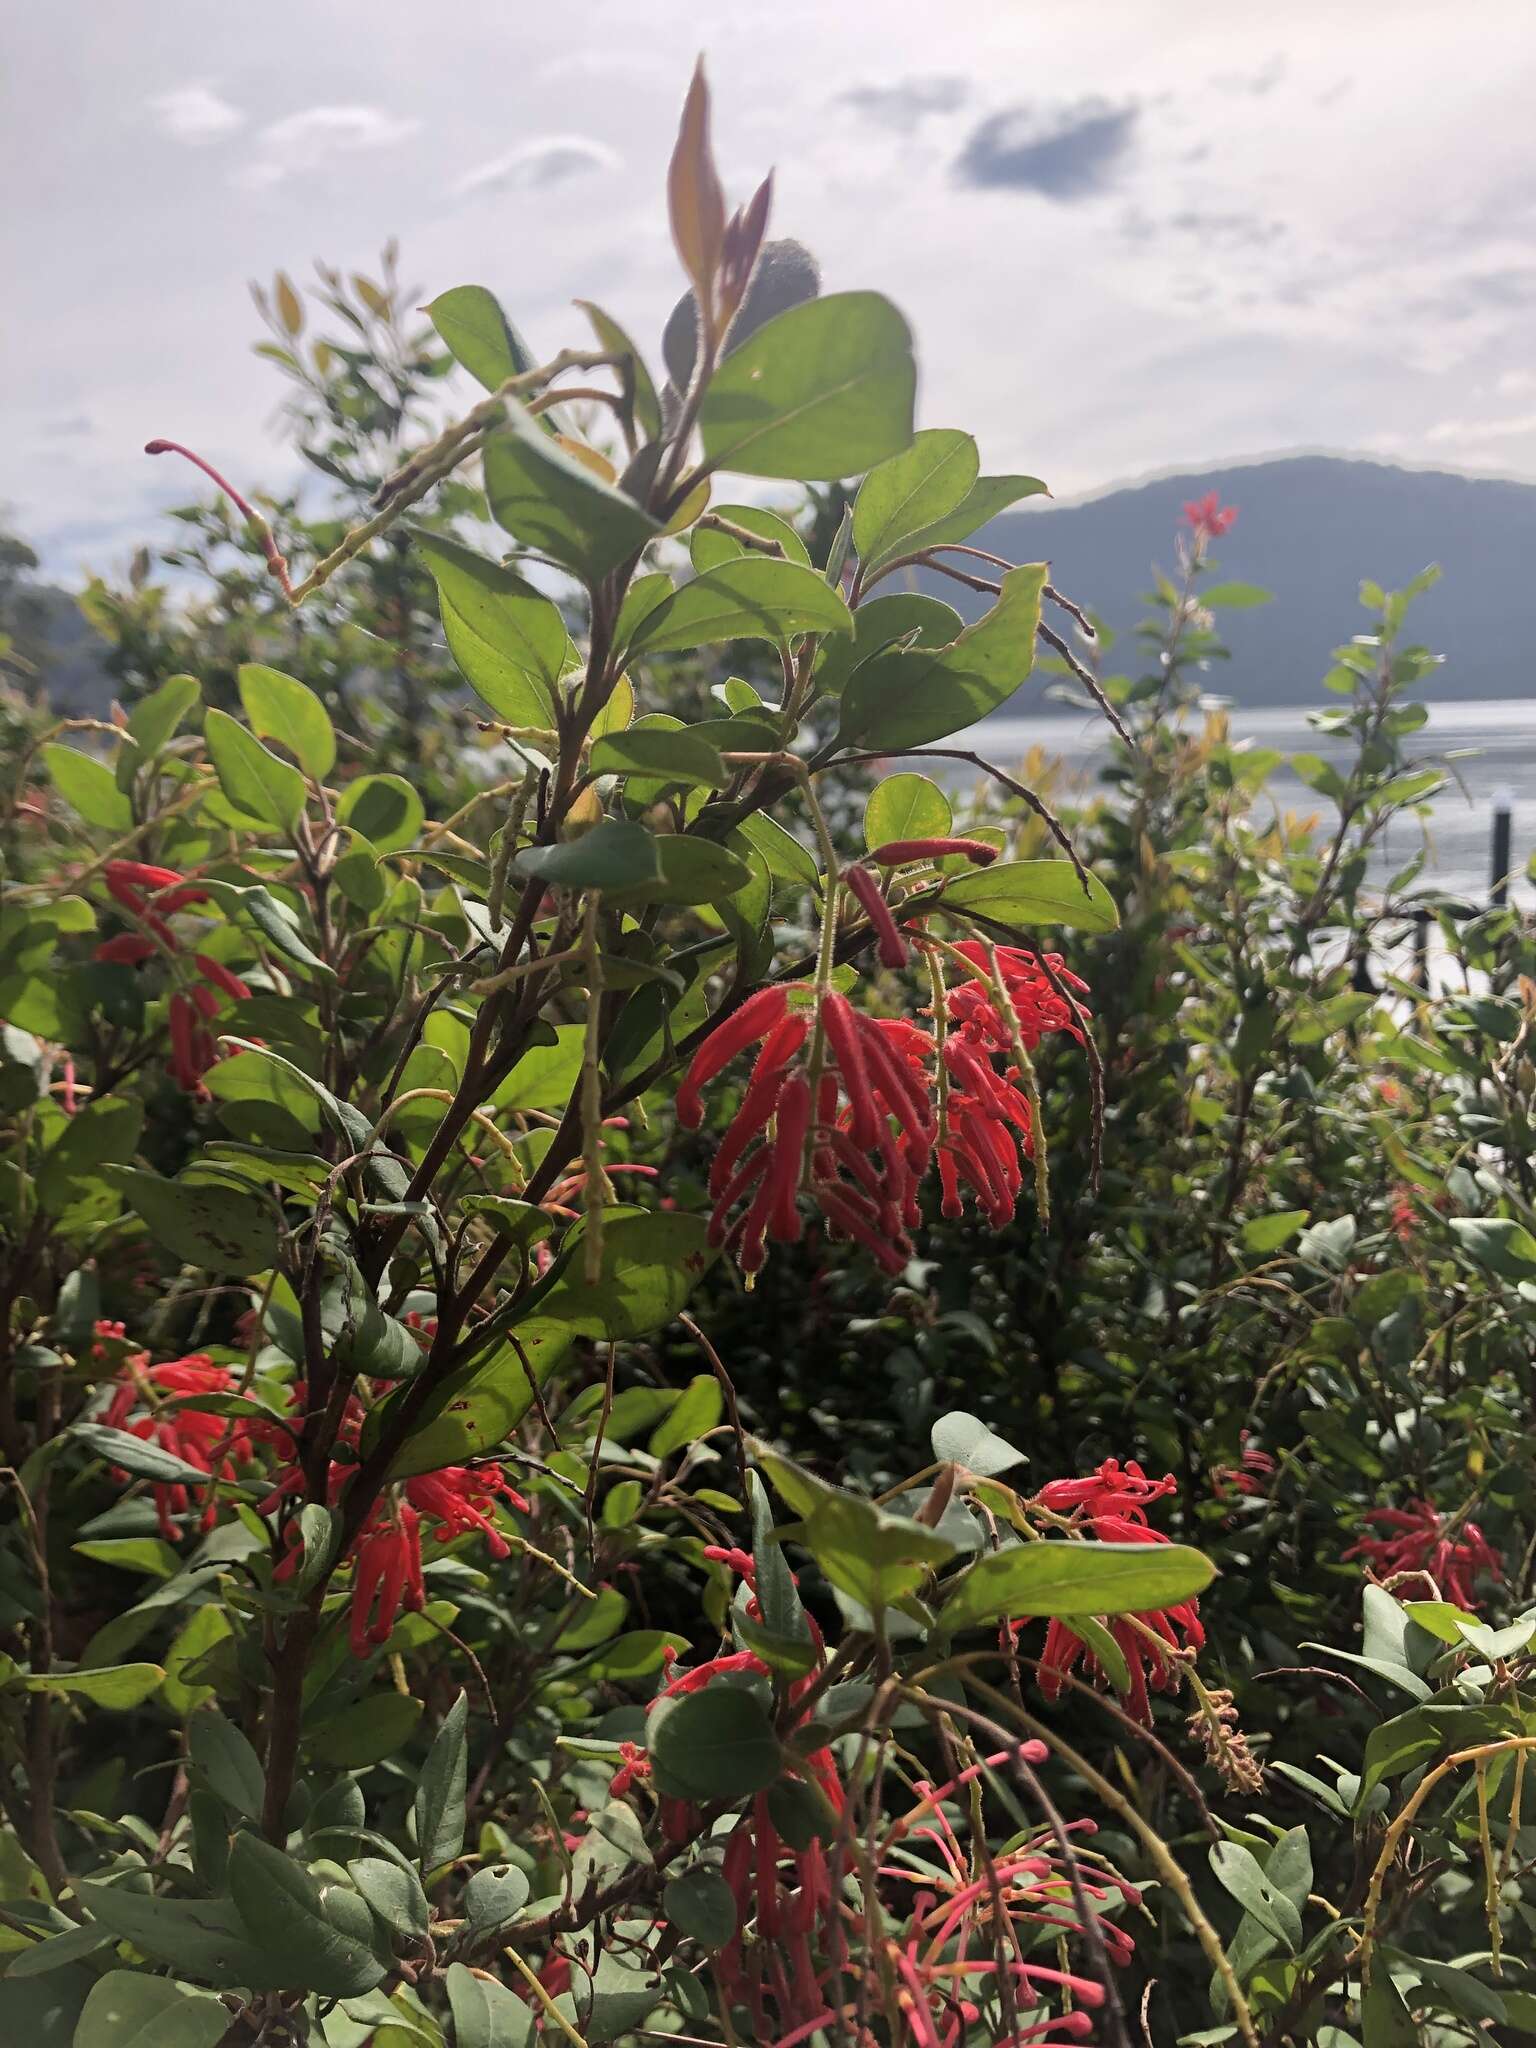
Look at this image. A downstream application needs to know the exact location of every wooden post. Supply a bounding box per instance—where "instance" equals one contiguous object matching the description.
[1490,787,1513,908]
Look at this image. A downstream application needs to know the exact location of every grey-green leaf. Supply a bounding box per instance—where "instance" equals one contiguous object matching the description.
[484,404,660,585]
[414,1690,469,1875]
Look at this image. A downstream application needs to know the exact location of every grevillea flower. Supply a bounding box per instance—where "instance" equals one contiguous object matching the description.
[1344,1499,1502,1611]
[1211,1434,1276,1505]
[96,860,251,1093]
[616,1547,846,2042]
[936,944,1088,1230]
[678,983,937,1275]
[101,1353,251,1541]
[1024,1460,1204,1725]
[878,1754,1140,2046]
[677,949,1090,1276]
[1182,491,1237,542]
[870,837,1000,868]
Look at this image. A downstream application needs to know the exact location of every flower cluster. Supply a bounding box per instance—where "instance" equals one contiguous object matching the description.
[675,935,1088,1275]
[95,860,250,1092]
[100,1345,528,1653]
[1344,1499,1502,1611]
[1023,1459,1204,1725]
[1182,491,1237,543]
[880,1750,1140,2046]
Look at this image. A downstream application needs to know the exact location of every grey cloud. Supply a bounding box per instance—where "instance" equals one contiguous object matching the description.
[1167,209,1287,250]
[838,76,969,128]
[1410,267,1536,322]
[954,99,1137,199]
[1213,55,1286,97]
[38,415,94,440]
[451,136,620,200]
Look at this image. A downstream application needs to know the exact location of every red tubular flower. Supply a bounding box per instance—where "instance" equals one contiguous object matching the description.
[675,986,790,1129]
[1344,1500,1502,1611]
[1182,490,1237,541]
[349,1504,426,1656]
[193,954,251,1002]
[95,933,157,965]
[844,863,908,968]
[869,836,1000,867]
[406,1464,530,1557]
[1023,1460,1203,1725]
[101,1353,248,1541]
[104,859,183,891]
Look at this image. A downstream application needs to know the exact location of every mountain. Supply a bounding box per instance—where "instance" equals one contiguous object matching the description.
[30,453,1536,717]
[936,454,1536,710]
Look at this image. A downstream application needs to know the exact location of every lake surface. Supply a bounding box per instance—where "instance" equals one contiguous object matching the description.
[928,697,1536,909]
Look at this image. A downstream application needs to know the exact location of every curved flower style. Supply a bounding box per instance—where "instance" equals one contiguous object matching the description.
[102,1352,251,1541]
[676,945,1089,1274]
[1344,1499,1502,1611]
[1026,1460,1204,1725]
[96,859,251,1093]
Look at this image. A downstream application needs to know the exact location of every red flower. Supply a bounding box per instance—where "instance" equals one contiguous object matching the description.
[407,1465,530,1555]
[1212,1433,1276,1505]
[96,861,249,1095]
[1182,490,1237,541]
[1344,1500,1501,1611]
[101,1353,250,1542]
[349,1503,425,1656]
[1025,1460,1204,1724]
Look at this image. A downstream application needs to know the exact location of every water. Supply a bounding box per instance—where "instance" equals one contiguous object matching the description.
[926,697,1536,909]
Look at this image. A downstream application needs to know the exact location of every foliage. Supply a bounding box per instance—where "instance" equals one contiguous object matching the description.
[4,60,1536,2048]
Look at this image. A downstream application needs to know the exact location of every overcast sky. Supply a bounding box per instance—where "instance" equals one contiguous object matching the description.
[7,1,1536,580]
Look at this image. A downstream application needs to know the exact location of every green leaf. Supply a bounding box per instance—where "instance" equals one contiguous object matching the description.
[663,1864,738,1949]
[203,708,307,830]
[615,836,753,907]
[445,1960,534,2048]
[941,1540,1215,1633]
[414,1690,469,1875]
[126,672,200,758]
[348,1857,431,1941]
[293,1501,342,1598]
[737,809,819,890]
[72,1535,181,1578]
[74,1973,227,2048]
[337,774,424,855]
[69,1420,217,1486]
[1208,1839,1302,1951]
[43,744,132,831]
[310,1691,424,1766]
[1362,1969,1418,2047]
[930,1410,1026,1477]
[577,299,662,440]
[201,880,335,979]
[1359,1704,1514,1807]
[590,728,725,791]
[227,1832,386,1998]
[4,1921,115,1979]
[106,1167,279,1275]
[389,1211,712,1476]
[237,663,336,777]
[484,403,660,585]
[699,291,916,481]
[628,557,853,655]
[1449,1215,1536,1280]
[37,1097,143,1212]
[649,1374,724,1458]
[839,563,1047,749]
[1241,1209,1310,1253]
[854,429,979,569]
[426,284,538,393]
[864,772,952,851]
[189,1708,265,1820]
[75,1884,287,1991]
[894,473,1050,558]
[941,858,1118,934]
[649,1686,782,1802]
[763,1457,956,1616]
[514,818,661,891]
[1200,581,1273,609]
[415,530,567,719]
[690,504,810,572]
[25,1662,163,1708]
[465,1862,532,1936]
[816,591,963,701]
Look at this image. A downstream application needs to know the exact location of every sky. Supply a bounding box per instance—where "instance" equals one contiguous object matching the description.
[7,0,1536,581]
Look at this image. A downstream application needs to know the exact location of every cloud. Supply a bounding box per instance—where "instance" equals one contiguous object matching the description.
[450,136,620,200]
[37,415,93,440]
[954,99,1137,199]
[1213,55,1286,97]
[1166,209,1287,250]
[838,76,969,128]
[147,83,245,145]
[237,105,420,191]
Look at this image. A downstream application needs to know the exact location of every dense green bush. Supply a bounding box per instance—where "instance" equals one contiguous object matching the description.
[3,62,1536,2048]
